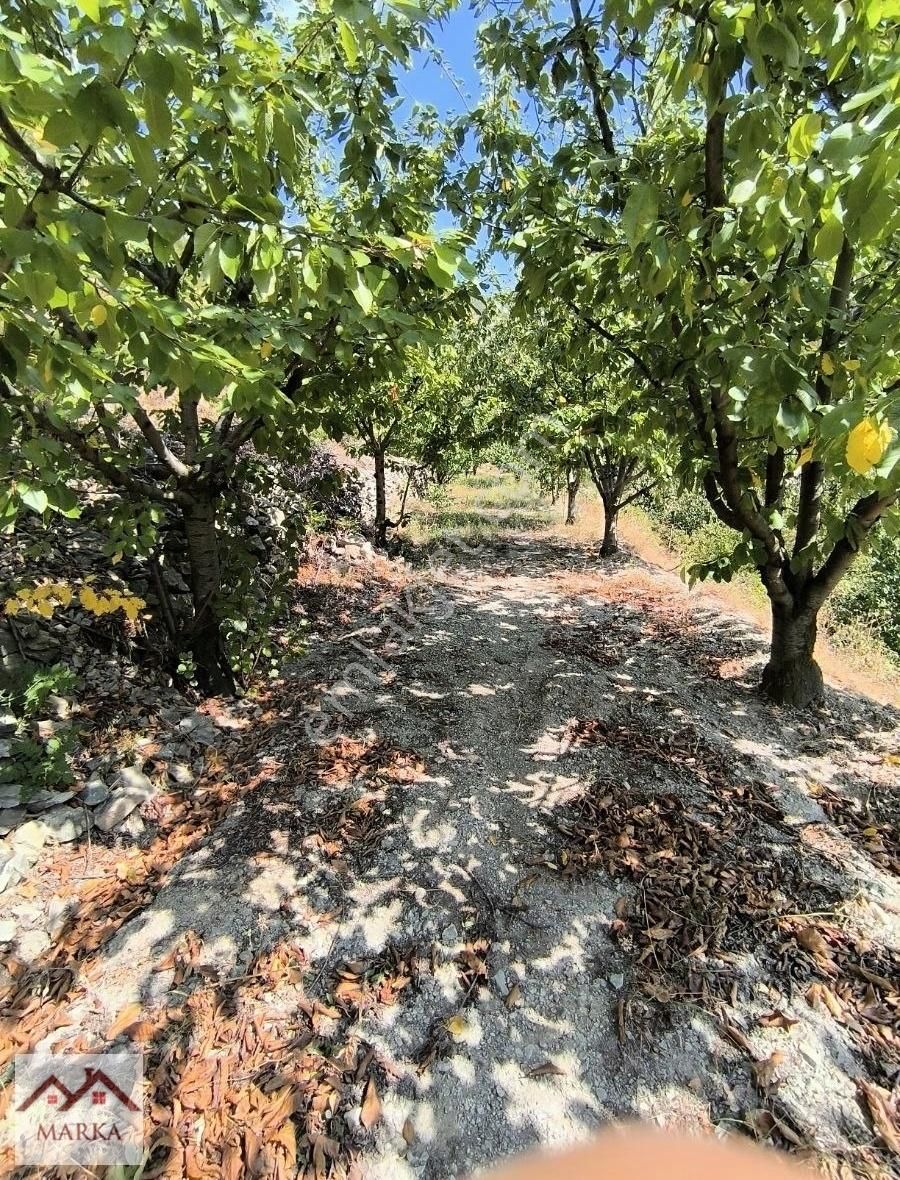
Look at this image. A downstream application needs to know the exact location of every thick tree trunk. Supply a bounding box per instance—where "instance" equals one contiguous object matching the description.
[183,493,235,696]
[373,448,388,548]
[761,602,824,708]
[565,469,580,525]
[600,499,619,555]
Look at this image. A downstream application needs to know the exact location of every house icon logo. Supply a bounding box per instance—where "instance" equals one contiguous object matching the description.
[17,1067,140,1114]
[12,1052,143,1165]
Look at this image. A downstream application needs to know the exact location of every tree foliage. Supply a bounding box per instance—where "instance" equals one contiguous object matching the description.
[0,0,468,692]
[473,0,900,705]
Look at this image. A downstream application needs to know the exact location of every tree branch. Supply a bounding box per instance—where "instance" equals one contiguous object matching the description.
[130,399,193,479]
[805,491,897,610]
[794,236,855,559]
[569,0,616,156]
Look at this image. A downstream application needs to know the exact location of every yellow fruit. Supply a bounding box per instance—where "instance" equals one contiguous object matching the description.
[846,418,894,475]
[820,353,835,376]
[90,303,108,326]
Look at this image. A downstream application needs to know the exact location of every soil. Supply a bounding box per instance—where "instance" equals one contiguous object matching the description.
[1,521,898,1180]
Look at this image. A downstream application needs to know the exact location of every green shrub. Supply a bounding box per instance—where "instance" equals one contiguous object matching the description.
[0,663,78,801]
[825,530,900,658]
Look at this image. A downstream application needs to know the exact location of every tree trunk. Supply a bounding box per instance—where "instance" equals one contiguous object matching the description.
[600,499,619,555]
[761,602,824,708]
[183,493,235,696]
[565,469,580,525]
[373,448,388,547]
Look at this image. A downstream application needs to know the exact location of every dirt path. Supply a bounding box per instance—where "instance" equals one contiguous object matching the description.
[4,527,898,1179]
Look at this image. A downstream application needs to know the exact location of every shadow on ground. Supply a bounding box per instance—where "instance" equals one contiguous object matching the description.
[1,529,897,1179]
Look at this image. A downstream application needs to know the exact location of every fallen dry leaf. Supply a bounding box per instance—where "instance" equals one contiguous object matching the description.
[806,982,844,1020]
[858,1079,900,1154]
[105,1002,143,1041]
[402,1117,415,1146]
[504,983,523,1009]
[360,1076,382,1130]
[796,926,832,959]
[752,1050,785,1089]
[526,1061,564,1079]
[758,1010,799,1031]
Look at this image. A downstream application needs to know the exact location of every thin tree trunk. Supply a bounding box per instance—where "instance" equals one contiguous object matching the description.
[600,498,619,555]
[373,448,388,547]
[760,601,824,707]
[183,493,235,696]
[565,468,580,525]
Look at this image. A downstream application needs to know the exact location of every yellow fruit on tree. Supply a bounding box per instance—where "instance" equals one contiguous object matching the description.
[90,303,108,326]
[846,418,893,475]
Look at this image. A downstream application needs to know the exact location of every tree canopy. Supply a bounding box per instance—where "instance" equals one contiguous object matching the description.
[471,0,900,704]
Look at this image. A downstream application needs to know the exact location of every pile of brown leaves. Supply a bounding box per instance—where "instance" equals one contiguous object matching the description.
[816,783,900,876]
[554,725,900,1171]
[139,938,392,1180]
[333,944,419,1014]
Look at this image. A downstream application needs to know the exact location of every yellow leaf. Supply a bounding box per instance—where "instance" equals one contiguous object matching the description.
[797,445,814,468]
[846,418,894,475]
[90,303,108,326]
[820,353,835,376]
[680,190,693,207]
[883,754,900,766]
[260,340,273,360]
[445,1014,468,1039]
[843,358,860,371]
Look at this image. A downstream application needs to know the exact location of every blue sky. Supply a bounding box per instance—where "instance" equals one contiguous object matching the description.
[397,3,516,285]
[399,3,483,120]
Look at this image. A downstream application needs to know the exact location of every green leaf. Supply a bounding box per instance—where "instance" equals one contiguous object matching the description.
[219,237,241,281]
[729,178,756,205]
[621,183,658,249]
[351,270,375,315]
[74,0,100,20]
[787,113,822,162]
[19,485,48,514]
[425,253,455,289]
[337,19,360,67]
[813,213,844,261]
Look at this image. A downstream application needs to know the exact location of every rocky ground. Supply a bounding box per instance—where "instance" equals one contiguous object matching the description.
[0,500,898,1180]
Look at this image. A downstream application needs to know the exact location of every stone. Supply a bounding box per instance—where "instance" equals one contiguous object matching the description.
[34,719,61,741]
[18,929,50,960]
[168,762,194,787]
[0,854,21,894]
[0,785,23,809]
[493,969,509,995]
[0,739,10,759]
[27,789,75,813]
[82,778,110,807]
[40,806,88,844]
[118,812,147,839]
[441,924,459,944]
[94,787,144,832]
[114,766,154,798]
[45,694,71,720]
[0,807,25,836]
[0,918,15,941]
[46,895,72,939]
[607,972,625,990]
[13,820,47,857]
[177,712,220,747]
[0,713,16,737]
